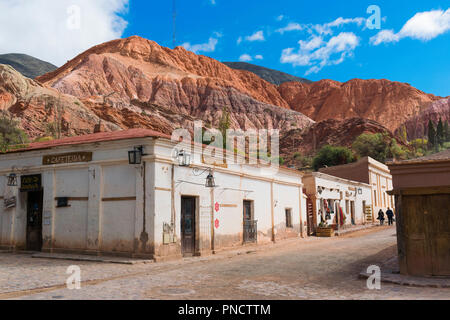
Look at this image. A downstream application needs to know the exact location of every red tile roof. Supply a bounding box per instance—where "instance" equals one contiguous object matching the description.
[7,129,172,153]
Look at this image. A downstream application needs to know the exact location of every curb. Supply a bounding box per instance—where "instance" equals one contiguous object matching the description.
[31,253,154,265]
[359,270,450,288]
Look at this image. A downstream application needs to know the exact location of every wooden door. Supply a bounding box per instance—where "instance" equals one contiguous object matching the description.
[425,194,450,276]
[181,197,196,256]
[402,194,450,276]
[26,191,43,251]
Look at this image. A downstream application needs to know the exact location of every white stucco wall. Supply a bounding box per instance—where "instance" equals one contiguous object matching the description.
[0,135,305,259]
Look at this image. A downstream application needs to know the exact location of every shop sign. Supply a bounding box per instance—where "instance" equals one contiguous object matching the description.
[20,174,42,192]
[43,152,92,165]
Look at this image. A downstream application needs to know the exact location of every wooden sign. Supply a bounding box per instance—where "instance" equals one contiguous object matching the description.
[43,152,93,165]
[20,174,42,192]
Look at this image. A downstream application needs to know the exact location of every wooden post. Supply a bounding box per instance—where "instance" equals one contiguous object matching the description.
[210,186,215,252]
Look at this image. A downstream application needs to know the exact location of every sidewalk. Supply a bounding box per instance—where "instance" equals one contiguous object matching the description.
[335,223,384,236]
[359,255,450,288]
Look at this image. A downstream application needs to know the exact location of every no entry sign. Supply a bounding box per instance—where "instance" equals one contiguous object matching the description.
[215,219,220,229]
[215,202,220,212]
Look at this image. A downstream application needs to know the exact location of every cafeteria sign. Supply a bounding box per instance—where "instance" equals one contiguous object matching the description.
[43,152,92,165]
[20,174,42,192]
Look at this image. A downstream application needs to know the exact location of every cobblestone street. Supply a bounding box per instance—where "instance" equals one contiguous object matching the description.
[1,226,449,300]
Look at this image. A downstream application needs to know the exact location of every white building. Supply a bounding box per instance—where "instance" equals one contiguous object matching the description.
[319,157,394,222]
[0,129,306,261]
[303,172,372,235]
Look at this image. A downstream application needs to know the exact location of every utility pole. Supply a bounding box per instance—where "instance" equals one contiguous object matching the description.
[172,0,177,48]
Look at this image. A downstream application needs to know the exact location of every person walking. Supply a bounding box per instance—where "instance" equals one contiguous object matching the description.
[377,209,385,226]
[386,207,395,226]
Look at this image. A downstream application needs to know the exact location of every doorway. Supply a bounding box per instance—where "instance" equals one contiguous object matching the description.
[350,201,355,225]
[243,200,257,243]
[26,190,43,251]
[181,196,196,256]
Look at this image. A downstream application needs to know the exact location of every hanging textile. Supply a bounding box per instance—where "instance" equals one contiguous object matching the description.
[339,207,344,226]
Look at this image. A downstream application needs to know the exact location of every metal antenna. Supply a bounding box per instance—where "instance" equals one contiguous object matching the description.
[172,0,177,48]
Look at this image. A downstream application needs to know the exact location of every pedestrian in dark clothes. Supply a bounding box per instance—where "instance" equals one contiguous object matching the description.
[377,209,385,226]
[386,207,395,225]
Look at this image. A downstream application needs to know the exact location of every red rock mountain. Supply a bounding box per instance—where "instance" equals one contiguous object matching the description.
[278,79,440,132]
[36,36,312,134]
[0,35,446,151]
[397,97,450,140]
[280,117,399,162]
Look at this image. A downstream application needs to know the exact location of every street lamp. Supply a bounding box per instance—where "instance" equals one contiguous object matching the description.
[128,146,147,165]
[7,173,17,187]
[205,170,216,188]
[174,149,191,167]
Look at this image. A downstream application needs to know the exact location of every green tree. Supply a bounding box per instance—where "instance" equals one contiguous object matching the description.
[437,118,445,146]
[312,145,355,171]
[387,138,407,160]
[444,121,450,142]
[398,125,408,143]
[0,113,29,152]
[352,133,389,163]
[427,119,436,149]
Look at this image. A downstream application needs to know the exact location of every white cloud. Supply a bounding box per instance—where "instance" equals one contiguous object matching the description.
[237,36,243,45]
[399,8,450,40]
[371,8,450,45]
[370,29,400,45]
[277,17,365,35]
[210,0,216,5]
[276,23,303,34]
[276,15,285,22]
[0,0,129,66]
[245,31,265,42]
[239,54,253,62]
[239,54,263,62]
[182,37,219,54]
[281,32,360,75]
[299,36,324,51]
[311,17,366,35]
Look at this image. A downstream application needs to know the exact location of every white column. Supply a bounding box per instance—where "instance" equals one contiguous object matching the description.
[134,163,145,254]
[86,165,102,252]
[12,184,26,250]
[42,170,56,252]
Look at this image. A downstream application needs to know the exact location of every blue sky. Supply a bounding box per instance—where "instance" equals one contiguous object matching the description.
[121,0,450,96]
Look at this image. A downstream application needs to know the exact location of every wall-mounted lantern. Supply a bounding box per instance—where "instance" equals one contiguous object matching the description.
[7,173,17,187]
[128,146,147,165]
[175,149,191,167]
[205,170,216,188]
[192,167,217,188]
